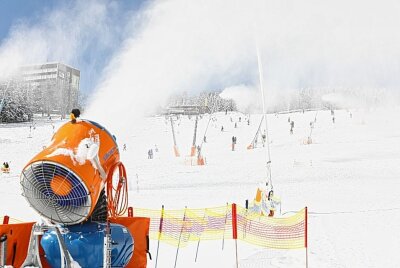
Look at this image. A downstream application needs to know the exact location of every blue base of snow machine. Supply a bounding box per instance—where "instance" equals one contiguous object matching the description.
[41,222,133,268]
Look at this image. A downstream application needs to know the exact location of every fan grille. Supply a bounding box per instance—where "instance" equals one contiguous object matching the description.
[20,161,91,225]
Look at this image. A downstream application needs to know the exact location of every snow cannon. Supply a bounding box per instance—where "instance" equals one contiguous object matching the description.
[20,118,120,225]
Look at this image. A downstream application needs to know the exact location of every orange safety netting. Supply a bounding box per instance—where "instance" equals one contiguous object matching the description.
[132,205,306,249]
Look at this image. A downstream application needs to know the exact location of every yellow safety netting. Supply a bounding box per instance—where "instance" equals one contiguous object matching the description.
[132,205,306,249]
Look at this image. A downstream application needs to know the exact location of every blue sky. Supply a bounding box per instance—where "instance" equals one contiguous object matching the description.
[0,1,56,41]
[0,0,145,94]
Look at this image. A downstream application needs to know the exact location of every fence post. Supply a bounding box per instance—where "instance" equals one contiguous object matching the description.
[195,209,207,262]
[155,205,164,268]
[2,216,9,224]
[305,206,308,268]
[127,207,133,218]
[222,203,229,250]
[232,203,238,268]
[243,200,249,239]
[174,207,187,268]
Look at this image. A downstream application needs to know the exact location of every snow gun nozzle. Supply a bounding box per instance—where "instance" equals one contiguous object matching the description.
[20,118,121,225]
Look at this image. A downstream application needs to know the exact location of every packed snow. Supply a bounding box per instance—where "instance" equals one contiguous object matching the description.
[1,108,400,267]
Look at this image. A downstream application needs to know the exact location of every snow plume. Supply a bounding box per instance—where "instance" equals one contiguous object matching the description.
[0,0,124,89]
[322,89,400,109]
[84,0,256,131]
[219,85,295,113]
[85,0,400,135]
[220,85,260,113]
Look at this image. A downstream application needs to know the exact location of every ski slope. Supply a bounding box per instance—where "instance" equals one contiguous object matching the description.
[1,108,400,267]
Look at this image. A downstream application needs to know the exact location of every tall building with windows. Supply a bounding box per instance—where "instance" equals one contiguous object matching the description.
[17,62,80,116]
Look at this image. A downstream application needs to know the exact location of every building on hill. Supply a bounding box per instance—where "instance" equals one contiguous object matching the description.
[5,62,80,117]
[165,105,209,115]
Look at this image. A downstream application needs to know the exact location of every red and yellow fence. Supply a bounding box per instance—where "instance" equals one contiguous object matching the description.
[132,204,307,250]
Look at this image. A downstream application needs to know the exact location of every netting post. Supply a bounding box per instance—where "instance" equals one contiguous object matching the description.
[174,207,187,268]
[305,206,308,268]
[155,205,164,268]
[128,207,133,217]
[232,203,238,268]
[222,203,229,250]
[195,209,207,262]
[243,200,248,239]
[2,216,9,224]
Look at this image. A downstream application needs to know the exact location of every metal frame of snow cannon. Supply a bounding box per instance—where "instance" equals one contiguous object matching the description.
[22,223,75,268]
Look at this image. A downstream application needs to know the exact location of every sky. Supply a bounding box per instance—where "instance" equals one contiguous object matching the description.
[0,0,146,94]
[1,0,400,123]
[0,1,54,41]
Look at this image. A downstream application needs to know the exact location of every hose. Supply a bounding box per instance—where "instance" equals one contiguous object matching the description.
[106,162,129,218]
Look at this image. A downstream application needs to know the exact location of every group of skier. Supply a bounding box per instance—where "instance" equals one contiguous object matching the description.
[249,183,281,217]
[147,145,158,159]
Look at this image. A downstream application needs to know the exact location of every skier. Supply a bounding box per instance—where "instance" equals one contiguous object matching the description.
[148,149,153,159]
[249,183,279,217]
[232,136,237,151]
[261,132,266,146]
[290,121,294,134]
[264,190,280,217]
[221,126,224,132]
[123,144,127,151]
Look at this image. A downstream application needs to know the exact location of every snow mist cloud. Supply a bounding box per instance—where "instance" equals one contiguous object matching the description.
[0,1,123,90]
[219,85,260,113]
[86,0,400,133]
[85,0,256,130]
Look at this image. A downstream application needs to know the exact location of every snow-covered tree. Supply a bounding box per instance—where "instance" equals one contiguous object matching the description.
[0,81,32,123]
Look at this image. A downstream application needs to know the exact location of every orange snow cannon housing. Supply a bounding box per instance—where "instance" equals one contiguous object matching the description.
[20,119,120,225]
